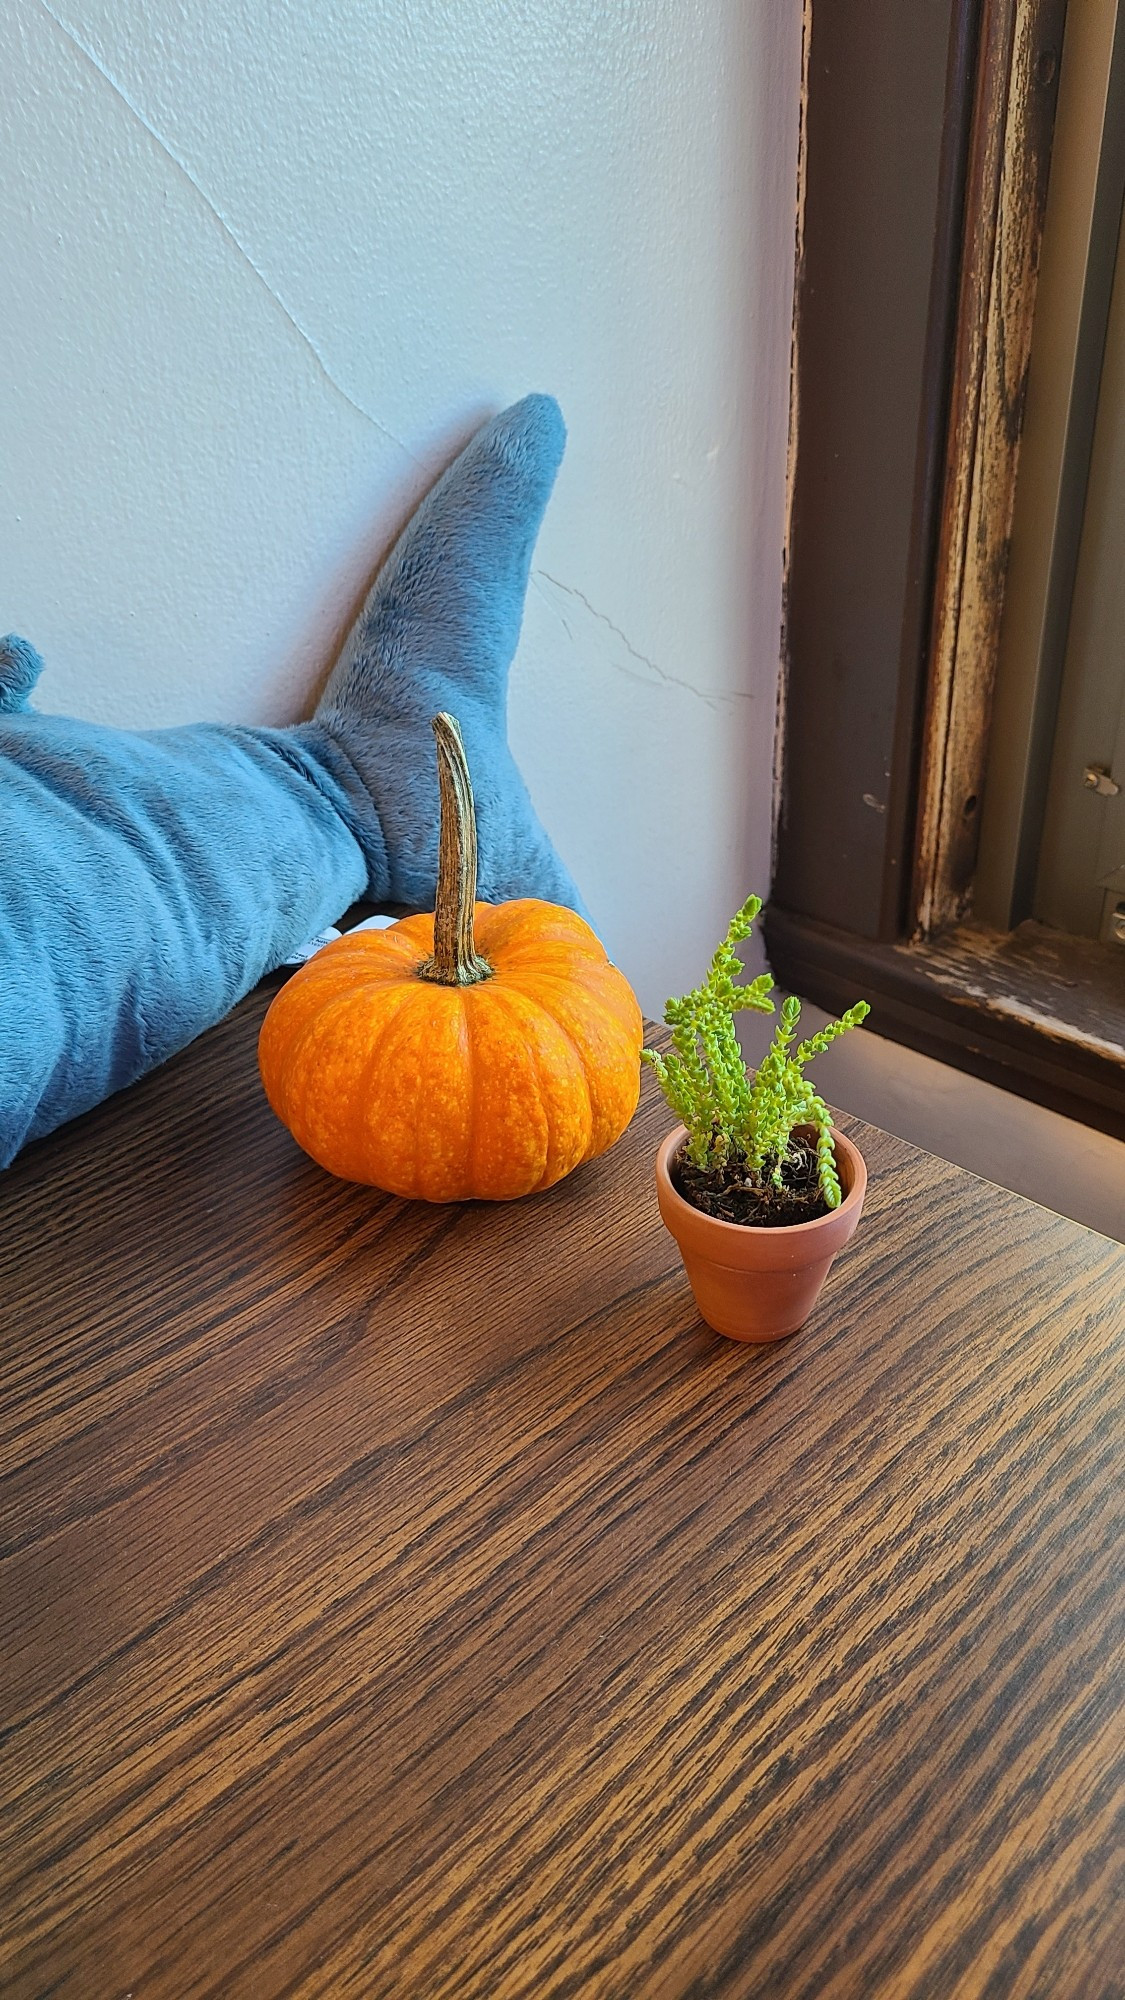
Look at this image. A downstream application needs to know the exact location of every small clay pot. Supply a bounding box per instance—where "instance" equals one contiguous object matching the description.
[655,1125,867,1342]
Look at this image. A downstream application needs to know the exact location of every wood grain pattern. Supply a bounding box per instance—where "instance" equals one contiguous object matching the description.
[914,0,1067,936]
[2,978,1124,1998]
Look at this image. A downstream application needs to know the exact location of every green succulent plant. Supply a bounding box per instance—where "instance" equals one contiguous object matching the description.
[642,894,869,1208]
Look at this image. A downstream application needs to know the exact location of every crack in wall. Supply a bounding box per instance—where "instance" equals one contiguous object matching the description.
[36,0,418,462]
[533,571,749,712]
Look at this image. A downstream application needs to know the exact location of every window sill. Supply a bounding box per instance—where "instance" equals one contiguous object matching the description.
[763,907,1125,1140]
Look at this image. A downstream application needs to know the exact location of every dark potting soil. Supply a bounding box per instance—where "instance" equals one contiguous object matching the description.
[671,1136,832,1228]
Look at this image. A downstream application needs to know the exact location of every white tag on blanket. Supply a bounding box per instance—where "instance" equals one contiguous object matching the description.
[282,912,397,967]
[280,927,343,966]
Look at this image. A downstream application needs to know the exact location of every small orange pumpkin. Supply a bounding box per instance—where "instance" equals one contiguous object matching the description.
[258,714,642,1200]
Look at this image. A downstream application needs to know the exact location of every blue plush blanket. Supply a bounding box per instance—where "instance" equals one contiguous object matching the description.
[0,395,582,1166]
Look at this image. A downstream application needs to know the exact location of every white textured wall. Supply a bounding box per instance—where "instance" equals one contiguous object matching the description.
[1,0,800,1015]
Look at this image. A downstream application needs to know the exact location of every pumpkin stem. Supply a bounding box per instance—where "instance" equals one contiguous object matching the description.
[417,713,494,987]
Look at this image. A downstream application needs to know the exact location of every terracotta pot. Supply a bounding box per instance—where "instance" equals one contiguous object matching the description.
[655,1124,867,1343]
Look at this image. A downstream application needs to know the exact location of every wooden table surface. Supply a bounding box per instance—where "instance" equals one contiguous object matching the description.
[2,975,1124,2000]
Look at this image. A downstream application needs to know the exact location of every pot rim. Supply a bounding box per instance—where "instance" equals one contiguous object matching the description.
[655,1123,867,1241]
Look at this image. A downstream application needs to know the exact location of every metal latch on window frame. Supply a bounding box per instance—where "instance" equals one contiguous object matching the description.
[1082,764,1121,796]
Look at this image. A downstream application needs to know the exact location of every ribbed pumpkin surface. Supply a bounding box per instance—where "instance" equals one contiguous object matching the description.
[258,901,642,1201]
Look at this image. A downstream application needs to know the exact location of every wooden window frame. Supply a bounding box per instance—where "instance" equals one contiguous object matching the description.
[765,0,1125,1139]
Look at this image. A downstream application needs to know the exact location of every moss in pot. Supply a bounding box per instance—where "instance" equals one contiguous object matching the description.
[645,895,870,1342]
